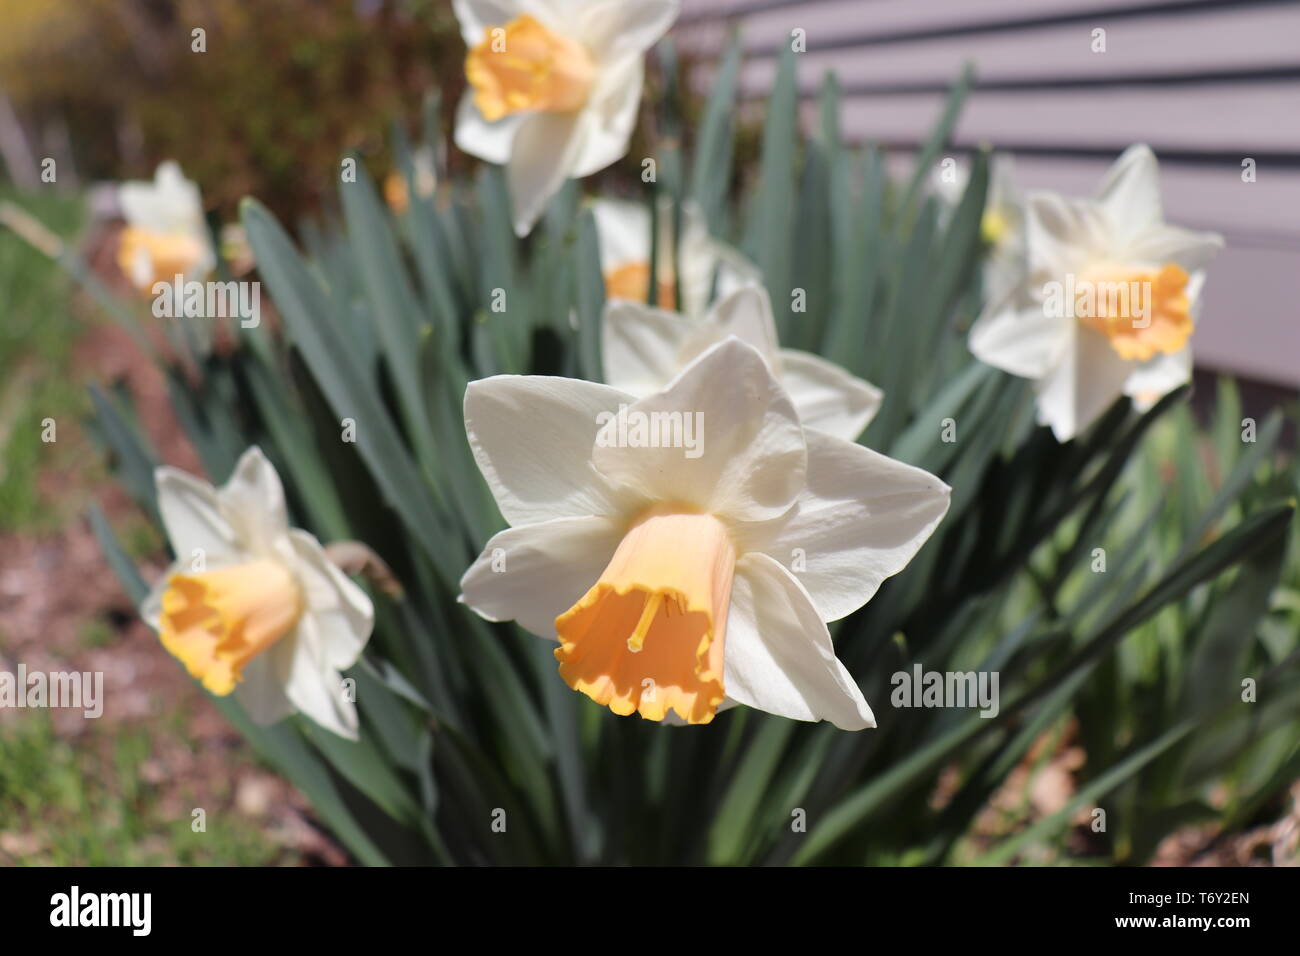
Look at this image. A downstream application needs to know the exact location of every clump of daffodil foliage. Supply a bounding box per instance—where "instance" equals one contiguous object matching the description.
[81,9,1299,866]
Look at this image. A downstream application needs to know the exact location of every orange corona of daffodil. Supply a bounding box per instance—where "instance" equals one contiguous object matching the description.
[603,261,678,311]
[465,15,595,122]
[1075,262,1193,362]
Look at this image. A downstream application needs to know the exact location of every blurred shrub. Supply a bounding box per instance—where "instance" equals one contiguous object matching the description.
[0,0,465,222]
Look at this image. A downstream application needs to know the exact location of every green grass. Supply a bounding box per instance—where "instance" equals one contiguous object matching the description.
[0,186,91,532]
[0,711,287,866]
[0,190,290,866]
[77,618,118,650]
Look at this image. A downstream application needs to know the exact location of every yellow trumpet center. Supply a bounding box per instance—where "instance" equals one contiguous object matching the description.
[466,15,596,122]
[383,172,410,215]
[117,227,207,291]
[981,208,1010,247]
[159,559,303,696]
[1075,262,1193,362]
[555,510,736,724]
[604,261,678,310]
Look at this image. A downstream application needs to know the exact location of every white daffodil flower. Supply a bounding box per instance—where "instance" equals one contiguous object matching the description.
[932,153,1026,305]
[591,197,760,318]
[384,144,439,216]
[116,160,216,293]
[452,0,680,236]
[968,145,1224,442]
[459,338,950,728]
[603,284,884,442]
[140,448,375,739]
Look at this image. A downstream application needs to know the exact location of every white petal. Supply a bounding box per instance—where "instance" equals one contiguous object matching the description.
[1186,269,1207,321]
[577,0,679,62]
[518,0,570,32]
[288,530,375,672]
[706,286,780,366]
[1096,144,1162,244]
[601,299,690,395]
[216,447,290,557]
[459,515,625,639]
[777,349,883,441]
[673,205,715,307]
[1124,346,1192,411]
[711,245,763,300]
[724,553,875,730]
[129,242,156,289]
[154,466,242,563]
[195,239,217,278]
[154,159,187,190]
[591,338,807,523]
[590,198,651,269]
[981,248,1027,307]
[464,374,638,525]
[283,614,359,739]
[570,55,643,178]
[1124,223,1224,273]
[969,301,1072,379]
[675,206,761,317]
[233,639,297,726]
[139,562,179,630]
[453,91,526,166]
[988,153,1021,211]
[508,111,585,235]
[930,160,968,209]
[1025,192,1105,276]
[119,161,204,234]
[1034,325,1133,442]
[116,182,157,229]
[450,0,518,45]
[738,430,950,622]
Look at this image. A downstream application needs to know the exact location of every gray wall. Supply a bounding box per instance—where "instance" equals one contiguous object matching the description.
[680,0,1300,387]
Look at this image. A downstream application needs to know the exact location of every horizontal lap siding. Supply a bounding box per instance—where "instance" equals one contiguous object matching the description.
[830,84,1300,154]
[721,6,1300,86]
[680,0,1300,387]
[680,0,1220,32]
